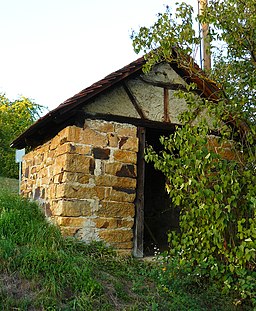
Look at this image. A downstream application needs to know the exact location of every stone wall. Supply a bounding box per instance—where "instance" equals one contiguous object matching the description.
[21,119,138,255]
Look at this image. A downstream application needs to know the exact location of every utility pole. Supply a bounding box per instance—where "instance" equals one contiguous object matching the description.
[199,0,211,71]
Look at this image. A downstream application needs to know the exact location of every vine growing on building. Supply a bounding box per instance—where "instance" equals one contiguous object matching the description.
[132,0,255,306]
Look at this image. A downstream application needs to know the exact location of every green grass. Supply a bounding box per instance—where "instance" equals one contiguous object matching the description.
[0,189,250,310]
[0,176,19,193]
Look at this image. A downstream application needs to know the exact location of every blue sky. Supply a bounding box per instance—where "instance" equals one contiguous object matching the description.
[0,0,197,110]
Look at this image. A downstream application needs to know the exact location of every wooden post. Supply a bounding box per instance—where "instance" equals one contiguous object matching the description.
[199,0,211,71]
[133,127,145,257]
[164,88,170,122]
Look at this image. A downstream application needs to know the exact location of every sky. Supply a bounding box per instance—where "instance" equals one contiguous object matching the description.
[0,0,198,111]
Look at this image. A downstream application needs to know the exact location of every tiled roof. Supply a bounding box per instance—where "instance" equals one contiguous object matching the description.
[11,54,220,149]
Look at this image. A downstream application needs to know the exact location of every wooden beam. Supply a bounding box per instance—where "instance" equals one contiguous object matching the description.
[123,82,147,119]
[140,76,187,91]
[133,126,145,257]
[199,0,211,71]
[164,88,170,122]
[83,112,178,131]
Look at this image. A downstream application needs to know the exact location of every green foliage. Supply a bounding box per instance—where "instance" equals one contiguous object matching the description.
[131,4,200,73]
[0,94,45,178]
[203,0,256,123]
[132,0,256,307]
[145,123,255,305]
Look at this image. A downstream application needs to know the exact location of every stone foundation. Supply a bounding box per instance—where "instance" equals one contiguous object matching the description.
[21,119,138,254]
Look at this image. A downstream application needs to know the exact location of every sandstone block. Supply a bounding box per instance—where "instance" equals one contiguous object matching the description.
[50,134,60,150]
[106,187,136,203]
[86,120,115,133]
[94,217,117,229]
[95,175,136,188]
[56,172,90,184]
[115,125,137,137]
[107,132,119,147]
[82,127,108,147]
[60,226,80,237]
[55,216,86,227]
[59,126,84,144]
[104,162,122,175]
[94,217,134,229]
[119,137,139,152]
[56,184,105,200]
[74,144,91,155]
[116,218,134,229]
[99,229,133,243]
[54,143,83,156]
[41,176,50,185]
[48,184,57,199]
[116,164,137,178]
[97,201,135,218]
[52,199,93,217]
[113,150,137,164]
[65,154,94,174]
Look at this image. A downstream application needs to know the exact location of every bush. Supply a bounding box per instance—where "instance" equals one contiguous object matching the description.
[145,123,256,307]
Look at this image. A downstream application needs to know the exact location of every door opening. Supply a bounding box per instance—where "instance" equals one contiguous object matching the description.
[143,128,180,256]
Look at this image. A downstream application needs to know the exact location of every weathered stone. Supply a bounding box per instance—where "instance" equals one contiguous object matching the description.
[48,184,57,199]
[58,126,84,144]
[118,137,128,148]
[104,162,123,175]
[119,137,138,152]
[20,120,140,251]
[52,200,93,216]
[94,217,134,229]
[44,203,52,217]
[98,229,133,243]
[55,216,86,227]
[116,218,134,228]
[52,154,66,175]
[56,184,105,200]
[107,187,136,203]
[97,201,135,218]
[208,136,237,160]
[86,120,115,133]
[113,150,137,164]
[65,154,94,174]
[54,172,91,184]
[94,218,117,229]
[31,166,37,174]
[95,175,136,188]
[107,132,119,147]
[115,125,137,137]
[92,148,110,160]
[55,143,91,157]
[82,127,108,147]
[41,176,50,185]
[50,134,60,150]
[60,226,79,237]
[116,164,137,178]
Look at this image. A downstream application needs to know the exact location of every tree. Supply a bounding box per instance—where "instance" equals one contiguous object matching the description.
[132,0,255,306]
[0,94,44,178]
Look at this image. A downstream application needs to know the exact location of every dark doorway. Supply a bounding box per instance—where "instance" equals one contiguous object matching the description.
[143,128,179,256]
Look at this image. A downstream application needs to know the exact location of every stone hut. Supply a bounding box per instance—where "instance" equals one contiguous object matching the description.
[11,55,222,257]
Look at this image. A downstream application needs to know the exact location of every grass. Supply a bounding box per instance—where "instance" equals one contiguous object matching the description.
[0,176,19,193]
[0,185,251,310]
